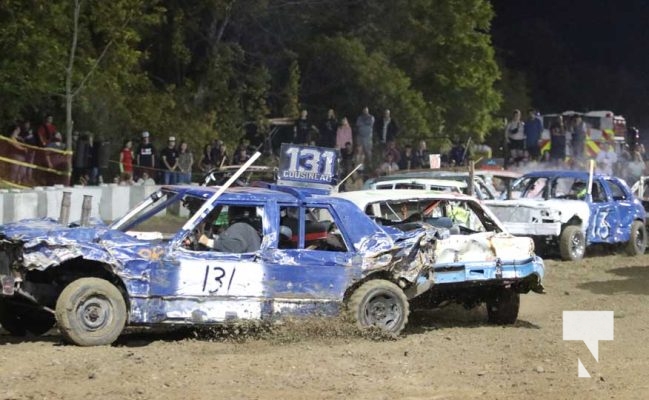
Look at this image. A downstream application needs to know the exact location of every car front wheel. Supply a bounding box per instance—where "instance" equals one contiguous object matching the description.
[55,278,127,346]
[347,280,409,335]
[559,225,586,261]
[625,221,647,256]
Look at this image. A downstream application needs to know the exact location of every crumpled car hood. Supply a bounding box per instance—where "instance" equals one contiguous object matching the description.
[0,218,144,270]
[357,224,448,283]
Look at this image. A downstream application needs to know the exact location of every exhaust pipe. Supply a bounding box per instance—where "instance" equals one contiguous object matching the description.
[59,191,71,225]
[80,194,92,226]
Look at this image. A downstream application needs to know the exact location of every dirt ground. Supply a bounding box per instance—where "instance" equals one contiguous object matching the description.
[1,253,648,400]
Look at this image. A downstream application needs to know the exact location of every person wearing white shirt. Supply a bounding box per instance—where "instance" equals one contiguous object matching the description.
[595,142,617,176]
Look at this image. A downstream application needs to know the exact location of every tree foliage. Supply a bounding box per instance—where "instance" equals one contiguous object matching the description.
[0,0,504,152]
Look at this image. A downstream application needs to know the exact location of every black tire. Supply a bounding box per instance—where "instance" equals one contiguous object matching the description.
[55,278,127,346]
[347,280,409,335]
[0,301,55,336]
[486,288,520,325]
[559,226,586,261]
[625,220,646,256]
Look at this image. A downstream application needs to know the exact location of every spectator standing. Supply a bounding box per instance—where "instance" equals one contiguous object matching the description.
[319,109,338,148]
[595,142,617,176]
[232,146,250,165]
[37,115,56,147]
[524,109,543,161]
[571,115,589,160]
[136,131,156,180]
[161,136,179,184]
[341,142,354,175]
[9,122,28,184]
[414,140,429,168]
[384,140,401,165]
[19,121,37,182]
[626,151,646,184]
[211,140,229,168]
[119,140,134,176]
[294,109,317,144]
[177,141,194,184]
[399,144,419,170]
[505,109,525,163]
[355,107,375,164]
[448,138,466,166]
[45,132,69,186]
[200,143,213,172]
[378,153,399,175]
[352,143,366,172]
[336,117,352,149]
[626,127,640,153]
[549,117,566,166]
[376,109,399,145]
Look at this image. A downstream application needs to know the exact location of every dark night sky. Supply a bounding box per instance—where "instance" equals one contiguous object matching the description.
[491,0,649,126]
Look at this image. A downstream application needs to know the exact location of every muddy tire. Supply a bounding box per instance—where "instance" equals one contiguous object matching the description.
[559,226,586,261]
[347,280,409,335]
[625,221,646,256]
[55,278,127,346]
[486,288,520,325]
[0,301,55,336]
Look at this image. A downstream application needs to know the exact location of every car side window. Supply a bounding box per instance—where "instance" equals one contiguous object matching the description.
[305,207,348,252]
[279,206,300,249]
[591,181,606,203]
[606,180,628,201]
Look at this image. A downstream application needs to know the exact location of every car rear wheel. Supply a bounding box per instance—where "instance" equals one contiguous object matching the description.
[625,221,646,256]
[0,301,55,336]
[486,288,520,325]
[559,226,585,261]
[55,278,127,346]
[347,280,409,335]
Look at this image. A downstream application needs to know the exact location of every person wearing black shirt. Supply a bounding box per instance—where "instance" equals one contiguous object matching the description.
[160,136,179,184]
[136,131,156,181]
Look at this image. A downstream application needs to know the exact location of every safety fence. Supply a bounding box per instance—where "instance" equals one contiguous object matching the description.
[0,136,72,188]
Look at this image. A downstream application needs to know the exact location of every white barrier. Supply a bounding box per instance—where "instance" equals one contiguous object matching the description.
[4,190,39,222]
[0,184,161,224]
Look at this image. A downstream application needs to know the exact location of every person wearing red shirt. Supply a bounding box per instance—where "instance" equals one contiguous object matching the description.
[37,115,57,147]
[119,139,134,175]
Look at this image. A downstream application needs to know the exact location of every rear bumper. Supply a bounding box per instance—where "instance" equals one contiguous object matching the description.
[428,256,545,290]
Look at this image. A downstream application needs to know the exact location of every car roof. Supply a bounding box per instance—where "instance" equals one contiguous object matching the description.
[519,170,608,180]
[162,184,311,204]
[370,177,467,188]
[332,189,475,208]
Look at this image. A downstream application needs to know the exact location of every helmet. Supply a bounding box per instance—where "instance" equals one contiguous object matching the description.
[228,206,256,222]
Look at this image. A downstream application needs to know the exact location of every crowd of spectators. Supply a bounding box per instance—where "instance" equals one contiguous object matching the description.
[6,115,70,186]
[504,107,648,188]
[5,107,648,191]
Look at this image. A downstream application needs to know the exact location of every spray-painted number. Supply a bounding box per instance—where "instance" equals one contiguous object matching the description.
[284,147,336,176]
[202,265,233,294]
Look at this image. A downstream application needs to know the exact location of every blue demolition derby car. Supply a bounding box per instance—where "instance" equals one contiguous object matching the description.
[0,145,544,346]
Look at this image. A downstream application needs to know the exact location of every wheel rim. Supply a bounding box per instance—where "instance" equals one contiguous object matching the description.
[76,295,112,331]
[362,291,402,331]
[571,233,584,259]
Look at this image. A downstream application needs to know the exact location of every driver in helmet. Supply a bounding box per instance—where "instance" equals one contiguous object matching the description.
[570,181,588,199]
[198,206,261,253]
